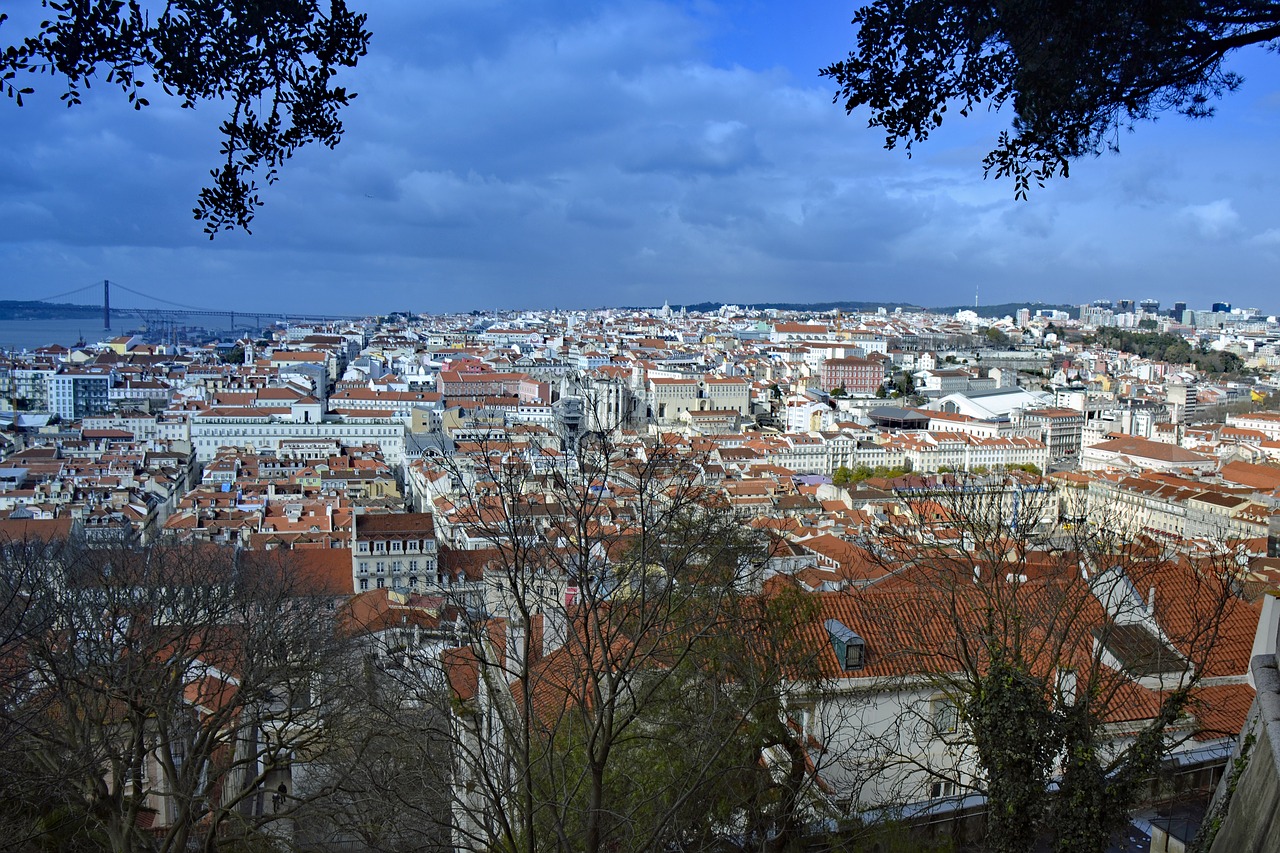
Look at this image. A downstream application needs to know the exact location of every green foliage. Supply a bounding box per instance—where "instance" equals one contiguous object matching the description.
[966,655,1058,853]
[848,464,910,483]
[985,326,1011,345]
[829,820,957,852]
[519,565,827,853]
[823,1,1277,196]
[1,1,371,235]
[1088,327,1244,374]
[1053,691,1194,853]
[832,466,854,486]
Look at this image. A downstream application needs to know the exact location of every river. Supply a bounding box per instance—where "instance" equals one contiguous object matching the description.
[0,315,260,352]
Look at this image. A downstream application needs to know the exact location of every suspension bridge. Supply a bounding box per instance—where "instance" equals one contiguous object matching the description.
[27,279,368,332]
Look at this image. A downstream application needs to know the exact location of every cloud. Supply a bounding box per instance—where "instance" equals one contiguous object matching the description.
[1248,228,1280,247]
[1179,199,1241,239]
[5,1,1280,314]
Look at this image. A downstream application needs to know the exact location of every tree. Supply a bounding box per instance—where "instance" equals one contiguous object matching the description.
[822,1,1280,196]
[1087,327,1245,375]
[291,659,456,853]
[855,474,1249,853]
[0,538,362,853]
[415,423,842,853]
[1,1,371,235]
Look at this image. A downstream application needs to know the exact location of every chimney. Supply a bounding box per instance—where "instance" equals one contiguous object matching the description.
[1147,585,1156,614]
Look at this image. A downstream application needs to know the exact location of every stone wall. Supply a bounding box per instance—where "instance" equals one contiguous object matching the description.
[1205,651,1280,852]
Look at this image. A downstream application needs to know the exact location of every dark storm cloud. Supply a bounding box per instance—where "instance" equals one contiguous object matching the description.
[4,2,1280,313]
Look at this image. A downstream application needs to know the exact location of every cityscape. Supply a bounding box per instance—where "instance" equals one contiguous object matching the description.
[6,1,1280,852]
[2,293,1280,851]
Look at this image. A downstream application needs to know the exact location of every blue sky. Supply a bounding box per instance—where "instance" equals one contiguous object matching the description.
[3,1,1280,315]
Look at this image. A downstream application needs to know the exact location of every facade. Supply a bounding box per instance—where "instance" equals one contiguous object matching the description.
[352,511,440,594]
[646,377,744,424]
[191,413,407,465]
[1013,407,1086,461]
[821,357,883,395]
[49,370,112,420]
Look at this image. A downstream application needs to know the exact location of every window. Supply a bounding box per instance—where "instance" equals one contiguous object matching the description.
[932,698,959,734]
[359,578,369,591]
[791,702,817,737]
[929,780,957,799]
[376,578,384,589]
[824,619,866,672]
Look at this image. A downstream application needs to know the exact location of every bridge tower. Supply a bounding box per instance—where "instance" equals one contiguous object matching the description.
[103,279,110,331]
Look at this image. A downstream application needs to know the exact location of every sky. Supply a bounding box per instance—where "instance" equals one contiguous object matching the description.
[3,0,1280,316]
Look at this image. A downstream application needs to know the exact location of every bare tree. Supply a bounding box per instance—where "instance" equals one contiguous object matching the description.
[852,472,1250,853]
[422,421,840,853]
[0,539,361,853]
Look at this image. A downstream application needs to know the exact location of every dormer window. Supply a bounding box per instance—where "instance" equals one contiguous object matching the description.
[825,619,866,672]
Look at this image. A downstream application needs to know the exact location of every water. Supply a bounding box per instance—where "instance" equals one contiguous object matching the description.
[0,315,261,352]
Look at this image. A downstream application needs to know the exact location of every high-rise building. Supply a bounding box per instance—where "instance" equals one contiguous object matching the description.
[1212,302,1232,313]
[1170,301,1188,319]
[1116,299,1135,314]
[1139,298,1160,313]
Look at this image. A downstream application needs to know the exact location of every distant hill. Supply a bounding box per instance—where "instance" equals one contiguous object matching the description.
[0,300,99,320]
[674,300,924,314]
[7,297,1080,323]
[673,301,1079,320]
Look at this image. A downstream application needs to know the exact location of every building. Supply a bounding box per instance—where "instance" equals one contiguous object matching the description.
[1080,434,1217,474]
[48,370,112,420]
[189,410,407,465]
[821,357,883,395]
[1013,407,1085,461]
[352,511,440,593]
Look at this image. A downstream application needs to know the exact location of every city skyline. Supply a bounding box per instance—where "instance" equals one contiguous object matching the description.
[5,1,1280,314]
